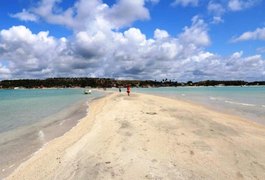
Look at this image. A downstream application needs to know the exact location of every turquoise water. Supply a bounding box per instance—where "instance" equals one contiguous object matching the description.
[0,88,104,178]
[0,88,102,133]
[132,86,265,125]
[1,86,264,177]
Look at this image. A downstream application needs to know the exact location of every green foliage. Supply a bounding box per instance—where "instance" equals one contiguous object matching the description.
[0,78,264,89]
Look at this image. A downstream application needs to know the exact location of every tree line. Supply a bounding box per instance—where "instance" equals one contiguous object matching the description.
[0,77,264,89]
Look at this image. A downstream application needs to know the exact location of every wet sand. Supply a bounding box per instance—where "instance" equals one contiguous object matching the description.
[0,100,88,179]
[7,93,265,179]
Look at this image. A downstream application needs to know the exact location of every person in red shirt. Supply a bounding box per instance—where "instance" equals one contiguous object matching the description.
[126,85,131,96]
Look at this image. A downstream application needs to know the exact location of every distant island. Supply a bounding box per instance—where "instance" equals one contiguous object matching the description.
[0,78,264,89]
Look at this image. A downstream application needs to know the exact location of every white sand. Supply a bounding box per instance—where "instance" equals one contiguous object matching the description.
[7,93,265,180]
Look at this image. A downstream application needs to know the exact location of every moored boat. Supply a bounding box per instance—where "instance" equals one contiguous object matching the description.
[84,87,92,94]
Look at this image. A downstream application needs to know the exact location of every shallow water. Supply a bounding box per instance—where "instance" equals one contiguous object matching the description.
[131,86,265,125]
[0,88,104,178]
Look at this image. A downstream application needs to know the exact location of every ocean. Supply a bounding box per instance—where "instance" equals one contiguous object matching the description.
[0,88,104,178]
[132,86,265,125]
[1,86,264,178]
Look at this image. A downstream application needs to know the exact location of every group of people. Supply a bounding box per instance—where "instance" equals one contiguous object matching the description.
[119,85,131,96]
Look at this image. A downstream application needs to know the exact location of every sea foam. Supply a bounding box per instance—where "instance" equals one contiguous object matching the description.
[225,100,256,107]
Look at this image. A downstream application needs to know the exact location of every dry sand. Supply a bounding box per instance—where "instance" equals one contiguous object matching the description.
[7,93,265,180]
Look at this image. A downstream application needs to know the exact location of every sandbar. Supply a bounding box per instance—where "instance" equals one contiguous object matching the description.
[7,93,265,179]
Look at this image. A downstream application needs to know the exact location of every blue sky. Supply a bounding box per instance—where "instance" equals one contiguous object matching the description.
[0,0,264,81]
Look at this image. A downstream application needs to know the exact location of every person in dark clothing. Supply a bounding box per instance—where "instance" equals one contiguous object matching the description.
[126,85,131,96]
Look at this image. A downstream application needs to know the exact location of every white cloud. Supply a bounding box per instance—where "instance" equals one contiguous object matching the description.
[179,16,210,46]
[124,28,147,45]
[206,0,261,25]
[228,0,243,11]
[11,0,150,32]
[208,1,225,16]
[0,26,58,78]
[233,27,265,42]
[107,0,150,29]
[228,0,260,11]
[0,64,10,76]
[222,54,265,80]
[74,31,109,59]
[154,29,170,40]
[2,1,265,81]
[0,23,264,81]
[172,0,199,7]
[31,0,76,28]
[231,51,243,59]
[10,9,39,22]
[211,16,224,24]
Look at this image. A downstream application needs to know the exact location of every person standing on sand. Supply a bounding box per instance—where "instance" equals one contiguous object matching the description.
[119,87,121,92]
[126,85,131,96]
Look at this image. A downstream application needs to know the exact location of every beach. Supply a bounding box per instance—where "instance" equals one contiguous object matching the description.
[7,92,265,180]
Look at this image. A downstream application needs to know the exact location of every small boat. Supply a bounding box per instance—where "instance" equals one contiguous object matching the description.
[84,89,92,94]
[84,86,92,94]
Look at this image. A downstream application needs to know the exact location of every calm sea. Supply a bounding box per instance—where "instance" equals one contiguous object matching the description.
[1,86,264,177]
[0,88,104,178]
[132,86,265,125]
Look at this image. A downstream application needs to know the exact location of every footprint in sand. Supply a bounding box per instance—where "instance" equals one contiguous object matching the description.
[152,159,158,163]
[146,112,157,115]
[192,141,212,151]
[236,171,244,179]
[142,147,148,152]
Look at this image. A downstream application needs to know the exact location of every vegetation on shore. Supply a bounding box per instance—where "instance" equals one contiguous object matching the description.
[0,78,264,89]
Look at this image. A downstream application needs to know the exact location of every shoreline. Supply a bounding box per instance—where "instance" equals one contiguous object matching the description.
[0,98,91,179]
[145,92,265,129]
[149,92,265,127]
[6,92,111,179]
[130,87,265,126]
[6,92,265,179]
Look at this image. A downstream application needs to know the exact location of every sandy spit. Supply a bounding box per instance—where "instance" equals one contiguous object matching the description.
[7,93,265,180]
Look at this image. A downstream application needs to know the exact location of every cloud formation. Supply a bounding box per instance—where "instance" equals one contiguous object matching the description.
[0,26,58,78]
[208,1,225,16]
[207,0,262,24]
[11,0,151,32]
[228,0,261,11]
[10,9,39,22]
[172,0,261,25]
[232,27,265,42]
[1,0,265,81]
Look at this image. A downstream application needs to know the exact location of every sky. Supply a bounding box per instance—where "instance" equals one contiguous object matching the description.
[0,0,265,81]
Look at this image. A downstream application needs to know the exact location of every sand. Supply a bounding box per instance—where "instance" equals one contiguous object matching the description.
[7,93,265,180]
